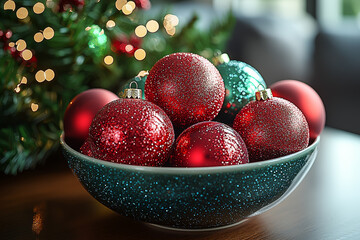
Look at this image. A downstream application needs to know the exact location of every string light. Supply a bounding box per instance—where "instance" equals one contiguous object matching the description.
[4,0,15,11]
[31,103,39,112]
[122,3,133,15]
[127,1,135,9]
[166,27,176,36]
[45,69,55,81]
[163,14,179,36]
[16,39,27,51]
[8,42,15,47]
[106,20,116,29]
[33,2,45,14]
[16,7,28,19]
[21,49,33,61]
[35,70,46,82]
[34,32,44,42]
[14,85,20,93]
[134,49,146,60]
[115,0,127,10]
[135,25,147,37]
[21,76,28,84]
[146,20,159,33]
[46,0,55,8]
[43,27,54,40]
[104,55,114,65]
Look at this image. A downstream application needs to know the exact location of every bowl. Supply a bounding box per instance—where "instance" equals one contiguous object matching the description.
[60,133,319,231]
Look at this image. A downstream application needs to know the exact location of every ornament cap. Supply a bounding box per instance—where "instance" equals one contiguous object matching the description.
[124,81,142,99]
[255,88,273,101]
[212,52,230,66]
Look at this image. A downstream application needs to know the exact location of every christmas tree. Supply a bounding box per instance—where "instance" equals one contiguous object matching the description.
[0,0,234,174]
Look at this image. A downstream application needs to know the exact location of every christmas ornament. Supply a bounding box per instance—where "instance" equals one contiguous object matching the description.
[63,89,119,150]
[170,121,248,167]
[145,52,225,128]
[58,0,84,12]
[271,80,325,141]
[212,53,266,125]
[111,34,141,56]
[85,82,175,166]
[80,138,94,157]
[120,73,148,99]
[233,89,309,162]
[134,0,151,10]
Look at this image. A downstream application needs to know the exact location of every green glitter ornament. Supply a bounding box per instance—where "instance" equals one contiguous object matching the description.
[213,53,266,125]
[87,25,108,57]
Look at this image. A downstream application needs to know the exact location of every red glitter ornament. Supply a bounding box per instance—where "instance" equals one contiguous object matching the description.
[170,121,249,167]
[233,89,309,162]
[145,52,225,128]
[271,80,325,141]
[64,89,119,150]
[83,84,175,166]
[80,138,94,157]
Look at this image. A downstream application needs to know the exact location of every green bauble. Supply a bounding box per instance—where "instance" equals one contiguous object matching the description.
[214,60,266,125]
[87,25,108,57]
[120,75,147,100]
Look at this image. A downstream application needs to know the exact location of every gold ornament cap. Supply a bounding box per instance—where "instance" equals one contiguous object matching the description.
[212,52,230,66]
[255,88,273,101]
[124,81,142,99]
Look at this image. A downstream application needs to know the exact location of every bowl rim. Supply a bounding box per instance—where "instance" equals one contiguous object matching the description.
[60,132,319,174]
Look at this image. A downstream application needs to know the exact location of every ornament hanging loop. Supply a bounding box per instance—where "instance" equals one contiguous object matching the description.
[255,88,273,101]
[124,81,142,99]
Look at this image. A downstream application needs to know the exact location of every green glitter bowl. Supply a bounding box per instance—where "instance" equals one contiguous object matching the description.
[60,133,319,231]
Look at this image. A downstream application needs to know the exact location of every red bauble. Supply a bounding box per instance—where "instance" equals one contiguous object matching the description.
[270,80,326,140]
[64,89,119,149]
[134,0,151,9]
[233,91,309,162]
[145,52,225,128]
[111,34,141,56]
[169,121,249,167]
[80,138,94,157]
[85,99,175,166]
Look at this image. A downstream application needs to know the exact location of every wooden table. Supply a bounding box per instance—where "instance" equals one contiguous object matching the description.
[1,127,360,239]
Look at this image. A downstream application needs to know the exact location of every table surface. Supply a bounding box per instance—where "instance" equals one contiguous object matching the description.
[1,127,360,240]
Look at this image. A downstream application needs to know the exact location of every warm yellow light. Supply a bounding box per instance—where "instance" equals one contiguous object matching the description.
[16,7,28,19]
[45,69,55,81]
[135,25,147,38]
[35,70,46,82]
[21,49,33,61]
[122,3,133,15]
[166,27,176,36]
[4,0,15,11]
[14,85,20,93]
[146,20,159,33]
[125,44,133,52]
[127,1,135,10]
[104,55,114,65]
[31,103,39,112]
[134,49,146,60]
[43,27,54,40]
[34,32,44,42]
[115,0,127,10]
[33,2,45,14]
[137,70,149,77]
[106,20,116,29]
[16,39,27,51]
[21,76,28,84]
[8,42,15,47]
[164,14,179,27]
[46,0,55,8]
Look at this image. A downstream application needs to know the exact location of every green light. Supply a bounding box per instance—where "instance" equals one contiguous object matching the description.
[87,25,108,56]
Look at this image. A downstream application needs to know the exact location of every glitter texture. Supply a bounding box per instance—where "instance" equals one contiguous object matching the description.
[170,121,249,167]
[233,97,310,162]
[214,60,266,125]
[145,52,225,128]
[85,99,175,166]
[61,134,319,230]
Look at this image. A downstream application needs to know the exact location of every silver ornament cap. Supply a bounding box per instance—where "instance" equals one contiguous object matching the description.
[124,81,142,99]
[255,88,273,101]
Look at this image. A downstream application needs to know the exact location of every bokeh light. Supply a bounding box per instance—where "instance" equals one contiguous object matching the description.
[134,49,146,60]
[135,25,147,37]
